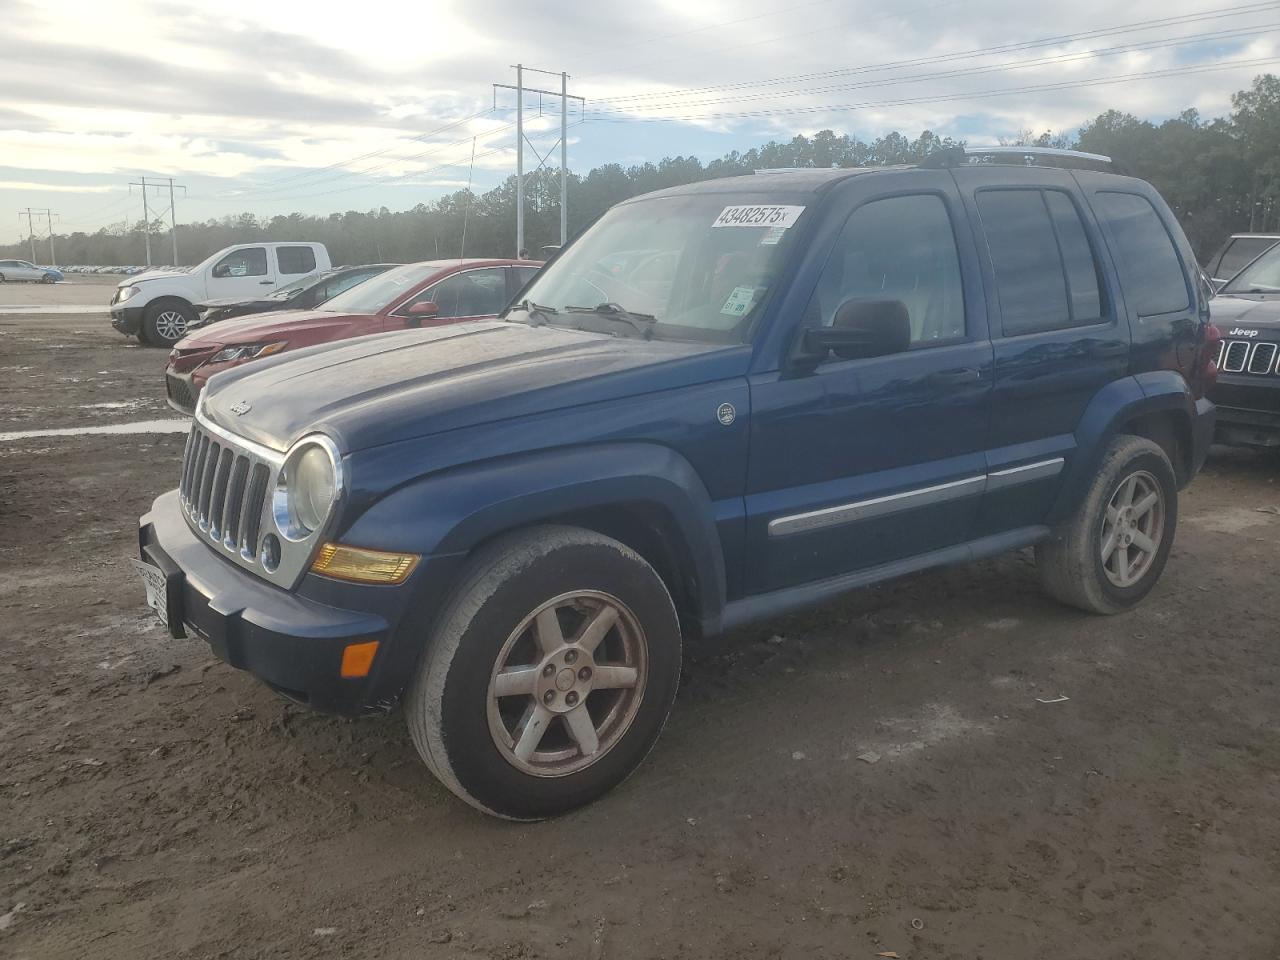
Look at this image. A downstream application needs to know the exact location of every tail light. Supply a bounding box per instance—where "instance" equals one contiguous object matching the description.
[1199,322,1224,391]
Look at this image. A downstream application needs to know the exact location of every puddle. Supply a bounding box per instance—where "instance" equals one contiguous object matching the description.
[0,420,189,441]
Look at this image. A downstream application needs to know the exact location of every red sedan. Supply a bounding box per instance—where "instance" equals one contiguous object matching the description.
[164,258,542,415]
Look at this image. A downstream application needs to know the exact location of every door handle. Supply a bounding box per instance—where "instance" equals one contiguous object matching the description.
[928,367,982,388]
[259,280,273,285]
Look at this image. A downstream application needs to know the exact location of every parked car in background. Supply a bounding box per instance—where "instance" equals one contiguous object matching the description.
[1204,233,1280,288]
[0,259,61,283]
[163,258,541,414]
[110,242,332,346]
[1206,242,1280,447]
[194,264,398,326]
[137,149,1213,818]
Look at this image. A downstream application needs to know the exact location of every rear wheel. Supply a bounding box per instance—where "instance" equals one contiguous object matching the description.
[405,526,681,820]
[141,301,195,346]
[0,273,6,283]
[1036,435,1177,614]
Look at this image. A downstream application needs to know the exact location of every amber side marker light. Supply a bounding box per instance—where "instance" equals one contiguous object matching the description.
[311,542,420,585]
[340,640,380,679]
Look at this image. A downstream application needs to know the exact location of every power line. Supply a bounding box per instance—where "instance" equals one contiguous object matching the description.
[579,54,1280,123]
[588,21,1280,114]
[601,0,1280,103]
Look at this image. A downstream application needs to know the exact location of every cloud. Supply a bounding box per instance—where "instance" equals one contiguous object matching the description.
[0,180,116,193]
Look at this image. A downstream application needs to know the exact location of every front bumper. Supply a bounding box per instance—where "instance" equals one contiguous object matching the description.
[111,304,145,335]
[164,370,199,416]
[139,490,395,714]
[1209,373,1280,447]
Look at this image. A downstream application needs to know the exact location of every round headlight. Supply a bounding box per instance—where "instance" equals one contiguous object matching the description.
[273,437,341,541]
[292,445,335,533]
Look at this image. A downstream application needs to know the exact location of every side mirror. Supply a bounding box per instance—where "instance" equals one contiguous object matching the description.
[408,301,439,317]
[211,264,230,278]
[796,298,912,366]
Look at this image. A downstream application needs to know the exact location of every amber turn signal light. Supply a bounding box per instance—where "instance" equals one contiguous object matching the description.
[311,542,420,585]
[340,640,380,678]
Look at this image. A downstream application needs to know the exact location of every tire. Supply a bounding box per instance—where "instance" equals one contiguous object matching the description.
[1035,435,1178,614]
[42,274,55,284]
[405,525,681,820]
[141,300,195,346]
[0,273,6,283]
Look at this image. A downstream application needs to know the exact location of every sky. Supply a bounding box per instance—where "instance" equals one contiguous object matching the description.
[3,0,1278,248]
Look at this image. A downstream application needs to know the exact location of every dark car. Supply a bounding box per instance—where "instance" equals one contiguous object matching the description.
[164,259,542,415]
[194,264,398,325]
[1205,242,1280,447]
[134,148,1214,819]
[1204,233,1280,288]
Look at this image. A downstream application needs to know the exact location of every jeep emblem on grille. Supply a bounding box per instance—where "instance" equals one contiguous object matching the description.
[229,400,252,416]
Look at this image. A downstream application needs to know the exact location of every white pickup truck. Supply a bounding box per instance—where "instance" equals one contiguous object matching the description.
[110,242,331,345]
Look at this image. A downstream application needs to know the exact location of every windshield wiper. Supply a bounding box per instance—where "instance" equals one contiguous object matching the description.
[563,302,658,338]
[509,299,560,325]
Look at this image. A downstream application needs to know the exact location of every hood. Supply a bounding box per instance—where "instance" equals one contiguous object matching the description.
[1211,294,1280,331]
[118,269,187,287]
[176,308,362,348]
[202,320,743,453]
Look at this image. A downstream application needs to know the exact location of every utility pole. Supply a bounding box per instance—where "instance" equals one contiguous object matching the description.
[560,71,568,246]
[40,209,59,266]
[493,66,583,256]
[130,176,152,266]
[164,177,187,264]
[516,63,524,256]
[19,208,37,262]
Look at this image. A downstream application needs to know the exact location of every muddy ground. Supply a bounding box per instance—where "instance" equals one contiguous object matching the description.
[2,311,1279,959]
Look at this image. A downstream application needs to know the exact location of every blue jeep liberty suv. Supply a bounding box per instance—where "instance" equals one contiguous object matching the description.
[136,148,1216,819]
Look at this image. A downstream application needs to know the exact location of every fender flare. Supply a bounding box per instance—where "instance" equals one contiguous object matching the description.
[1048,371,1195,524]
[340,441,728,627]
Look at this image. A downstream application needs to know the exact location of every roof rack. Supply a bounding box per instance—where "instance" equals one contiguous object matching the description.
[921,145,1117,172]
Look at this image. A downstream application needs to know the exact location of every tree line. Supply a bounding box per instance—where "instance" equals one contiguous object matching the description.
[7,75,1279,268]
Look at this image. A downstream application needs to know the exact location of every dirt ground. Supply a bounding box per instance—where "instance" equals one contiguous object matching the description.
[2,310,1279,960]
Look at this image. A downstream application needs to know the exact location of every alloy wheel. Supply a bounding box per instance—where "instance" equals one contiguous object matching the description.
[1100,470,1164,588]
[155,310,187,341]
[486,590,648,778]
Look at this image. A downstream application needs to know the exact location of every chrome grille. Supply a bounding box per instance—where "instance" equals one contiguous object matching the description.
[1222,340,1251,373]
[178,418,280,566]
[1248,341,1277,374]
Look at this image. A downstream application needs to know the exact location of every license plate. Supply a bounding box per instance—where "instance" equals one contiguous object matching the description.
[132,558,169,627]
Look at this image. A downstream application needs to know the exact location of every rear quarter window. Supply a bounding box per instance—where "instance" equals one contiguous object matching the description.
[1094,192,1189,316]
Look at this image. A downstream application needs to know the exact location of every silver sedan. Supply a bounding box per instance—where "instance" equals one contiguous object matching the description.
[0,259,55,282]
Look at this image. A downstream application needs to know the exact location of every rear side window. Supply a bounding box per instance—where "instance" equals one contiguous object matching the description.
[808,193,966,346]
[277,246,317,275]
[1095,192,1189,316]
[977,189,1104,336]
[1217,237,1277,280]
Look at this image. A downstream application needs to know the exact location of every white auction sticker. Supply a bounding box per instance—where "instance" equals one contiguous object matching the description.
[711,204,805,229]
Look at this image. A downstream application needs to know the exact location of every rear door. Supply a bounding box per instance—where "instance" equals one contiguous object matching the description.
[207,246,276,300]
[743,171,994,594]
[275,245,320,283]
[954,166,1128,535]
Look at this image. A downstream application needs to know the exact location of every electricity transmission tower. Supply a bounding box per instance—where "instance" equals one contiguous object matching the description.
[494,65,584,256]
[128,176,188,265]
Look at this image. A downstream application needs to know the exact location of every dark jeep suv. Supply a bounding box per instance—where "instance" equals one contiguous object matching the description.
[134,148,1215,819]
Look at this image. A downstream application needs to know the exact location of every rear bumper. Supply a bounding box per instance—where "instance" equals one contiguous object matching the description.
[111,305,145,335]
[139,490,394,714]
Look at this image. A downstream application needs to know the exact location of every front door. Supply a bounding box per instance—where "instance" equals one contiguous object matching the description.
[207,246,276,301]
[388,267,512,330]
[744,172,994,595]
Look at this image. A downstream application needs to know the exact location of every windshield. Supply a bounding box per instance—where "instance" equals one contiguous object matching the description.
[319,262,438,314]
[509,193,809,341]
[1222,243,1280,294]
[267,271,331,300]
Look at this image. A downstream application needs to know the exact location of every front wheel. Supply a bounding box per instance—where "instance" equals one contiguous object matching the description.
[0,273,6,283]
[405,526,681,820]
[42,273,55,284]
[1036,435,1178,614]
[141,301,195,346]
